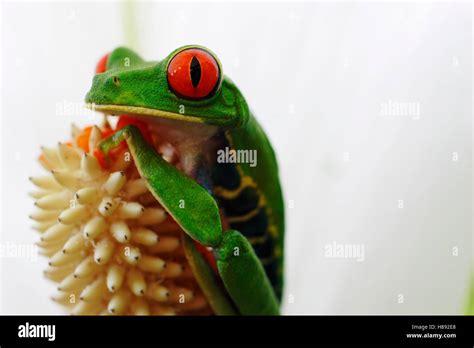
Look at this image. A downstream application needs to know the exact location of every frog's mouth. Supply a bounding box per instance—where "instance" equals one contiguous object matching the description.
[87,103,220,177]
[86,103,206,124]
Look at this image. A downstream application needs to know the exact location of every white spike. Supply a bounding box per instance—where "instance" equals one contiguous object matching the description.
[118,202,144,219]
[57,273,92,292]
[94,238,115,265]
[127,268,146,296]
[121,245,141,265]
[83,216,106,239]
[36,238,65,248]
[71,123,81,140]
[131,227,159,246]
[41,146,61,167]
[44,265,75,282]
[51,290,80,305]
[29,175,62,190]
[29,190,51,199]
[80,275,106,302]
[51,170,80,190]
[73,256,99,278]
[146,283,169,302]
[98,196,120,217]
[110,221,131,243]
[106,264,126,292]
[62,233,85,254]
[74,187,98,205]
[88,126,103,154]
[71,300,102,316]
[57,142,80,169]
[39,244,63,257]
[81,153,101,178]
[137,208,166,225]
[41,223,74,242]
[38,155,55,171]
[108,289,131,314]
[48,249,82,267]
[162,262,184,278]
[124,178,148,199]
[35,190,71,210]
[33,220,56,233]
[148,236,180,253]
[29,209,61,222]
[138,255,165,273]
[104,171,126,195]
[58,204,89,225]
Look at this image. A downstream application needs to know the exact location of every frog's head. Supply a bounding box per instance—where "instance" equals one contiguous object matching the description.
[85,46,249,128]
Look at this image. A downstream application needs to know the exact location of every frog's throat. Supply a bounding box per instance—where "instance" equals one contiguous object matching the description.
[86,103,205,124]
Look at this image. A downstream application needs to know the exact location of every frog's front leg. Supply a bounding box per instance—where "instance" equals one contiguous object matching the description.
[99,125,222,247]
[99,125,279,315]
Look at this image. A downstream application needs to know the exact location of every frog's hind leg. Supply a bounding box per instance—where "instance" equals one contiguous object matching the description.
[215,229,280,315]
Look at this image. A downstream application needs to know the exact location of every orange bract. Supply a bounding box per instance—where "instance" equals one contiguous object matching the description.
[77,126,93,153]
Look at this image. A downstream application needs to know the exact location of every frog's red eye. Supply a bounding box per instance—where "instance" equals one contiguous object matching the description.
[167,48,221,100]
[95,53,109,74]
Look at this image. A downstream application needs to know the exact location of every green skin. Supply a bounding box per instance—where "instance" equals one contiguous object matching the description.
[467,274,474,315]
[86,46,284,315]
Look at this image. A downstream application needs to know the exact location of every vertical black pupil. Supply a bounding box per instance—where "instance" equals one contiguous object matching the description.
[190,56,201,88]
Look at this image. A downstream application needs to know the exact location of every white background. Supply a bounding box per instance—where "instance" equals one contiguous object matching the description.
[1,1,472,314]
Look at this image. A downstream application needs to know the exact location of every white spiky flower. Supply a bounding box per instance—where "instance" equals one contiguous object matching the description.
[29,122,211,315]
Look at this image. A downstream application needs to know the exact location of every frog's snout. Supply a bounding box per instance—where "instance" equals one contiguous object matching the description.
[85,73,122,105]
[100,74,121,88]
